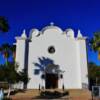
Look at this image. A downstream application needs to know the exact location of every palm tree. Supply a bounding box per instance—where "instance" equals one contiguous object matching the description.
[88,62,100,88]
[0,43,10,66]
[0,16,9,65]
[89,32,100,60]
[10,45,16,62]
[0,16,9,32]
[19,69,29,89]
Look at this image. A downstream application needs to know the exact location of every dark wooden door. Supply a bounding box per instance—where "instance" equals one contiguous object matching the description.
[45,73,58,89]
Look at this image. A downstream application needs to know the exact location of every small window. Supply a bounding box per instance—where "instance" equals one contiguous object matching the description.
[34,69,40,75]
[48,46,55,54]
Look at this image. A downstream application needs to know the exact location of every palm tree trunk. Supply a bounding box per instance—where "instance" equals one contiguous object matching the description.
[7,84,11,98]
[96,77,98,86]
[98,50,100,60]
[5,58,8,66]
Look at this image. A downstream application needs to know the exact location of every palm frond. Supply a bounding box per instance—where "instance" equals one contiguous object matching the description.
[0,16,9,32]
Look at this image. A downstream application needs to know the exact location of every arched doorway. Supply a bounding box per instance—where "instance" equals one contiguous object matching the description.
[45,64,59,89]
[45,73,58,89]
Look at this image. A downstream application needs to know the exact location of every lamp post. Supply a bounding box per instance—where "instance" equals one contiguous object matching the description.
[56,69,65,91]
[41,73,45,91]
[60,71,65,91]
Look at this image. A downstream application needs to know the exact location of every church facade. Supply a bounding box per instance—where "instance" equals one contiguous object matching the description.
[15,23,88,89]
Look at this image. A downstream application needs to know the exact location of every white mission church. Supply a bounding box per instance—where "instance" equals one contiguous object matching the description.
[15,23,88,89]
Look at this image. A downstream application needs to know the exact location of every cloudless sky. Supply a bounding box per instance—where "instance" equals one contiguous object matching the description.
[0,0,100,64]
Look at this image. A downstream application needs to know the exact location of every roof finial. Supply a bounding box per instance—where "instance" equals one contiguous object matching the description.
[50,22,54,26]
[77,29,83,38]
[21,29,27,38]
[23,29,26,34]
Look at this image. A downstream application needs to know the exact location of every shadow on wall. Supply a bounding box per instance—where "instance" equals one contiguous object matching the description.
[33,57,54,75]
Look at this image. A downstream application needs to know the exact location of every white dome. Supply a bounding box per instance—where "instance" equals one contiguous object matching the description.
[41,25,63,34]
[65,28,74,38]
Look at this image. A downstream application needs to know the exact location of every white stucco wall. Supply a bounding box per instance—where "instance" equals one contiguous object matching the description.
[77,39,88,88]
[15,25,88,89]
[27,26,87,89]
[15,38,26,71]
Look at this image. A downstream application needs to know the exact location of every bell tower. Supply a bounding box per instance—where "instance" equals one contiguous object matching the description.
[15,29,29,88]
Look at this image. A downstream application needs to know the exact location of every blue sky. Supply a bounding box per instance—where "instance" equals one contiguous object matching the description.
[0,0,100,64]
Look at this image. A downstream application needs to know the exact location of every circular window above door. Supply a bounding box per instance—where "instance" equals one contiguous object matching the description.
[48,46,55,54]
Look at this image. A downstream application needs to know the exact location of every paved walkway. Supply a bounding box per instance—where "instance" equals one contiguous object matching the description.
[10,89,93,100]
